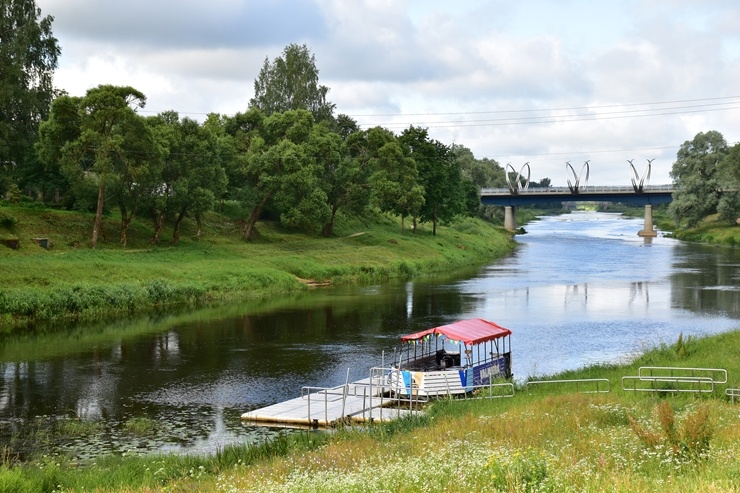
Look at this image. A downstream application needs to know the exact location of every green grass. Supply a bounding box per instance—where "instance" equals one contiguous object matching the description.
[2,330,739,492]
[620,205,740,245]
[669,214,740,246]
[0,203,515,333]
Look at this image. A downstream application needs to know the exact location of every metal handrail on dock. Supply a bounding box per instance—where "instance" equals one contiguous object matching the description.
[526,378,610,394]
[367,367,427,423]
[300,384,349,426]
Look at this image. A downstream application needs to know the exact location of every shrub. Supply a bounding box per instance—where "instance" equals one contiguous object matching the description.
[0,210,16,229]
[629,401,713,463]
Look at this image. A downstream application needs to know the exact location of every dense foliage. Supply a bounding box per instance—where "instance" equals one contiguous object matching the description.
[0,0,60,197]
[669,130,740,227]
[19,82,510,244]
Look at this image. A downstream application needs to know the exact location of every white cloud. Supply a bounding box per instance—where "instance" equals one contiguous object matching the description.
[36,0,740,186]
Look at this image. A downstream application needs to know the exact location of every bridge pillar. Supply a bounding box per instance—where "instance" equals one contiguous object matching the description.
[504,206,516,232]
[638,204,658,237]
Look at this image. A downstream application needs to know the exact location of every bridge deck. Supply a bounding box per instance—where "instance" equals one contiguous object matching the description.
[480,185,674,206]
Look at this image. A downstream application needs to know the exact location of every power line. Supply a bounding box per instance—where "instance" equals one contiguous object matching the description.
[138,95,740,124]
[349,95,740,118]
[495,145,678,159]
[360,103,740,129]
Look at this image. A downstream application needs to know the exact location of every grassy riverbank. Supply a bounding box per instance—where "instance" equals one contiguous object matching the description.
[619,205,740,245]
[2,330,739,492]
[0,203,515,333]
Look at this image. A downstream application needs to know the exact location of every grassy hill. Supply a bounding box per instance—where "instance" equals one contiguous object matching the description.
[0,201,515,332]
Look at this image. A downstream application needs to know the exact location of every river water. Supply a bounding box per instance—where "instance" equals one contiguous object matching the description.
[1,212,739,459]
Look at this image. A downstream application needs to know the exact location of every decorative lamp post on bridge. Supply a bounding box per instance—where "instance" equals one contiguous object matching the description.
[503,162,530,231]
[631,159,658,237]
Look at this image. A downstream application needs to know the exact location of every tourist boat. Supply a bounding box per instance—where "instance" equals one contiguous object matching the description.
[387,318,512,397]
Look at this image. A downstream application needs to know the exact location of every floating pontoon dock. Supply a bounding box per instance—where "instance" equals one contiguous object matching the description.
[241,372,421,428]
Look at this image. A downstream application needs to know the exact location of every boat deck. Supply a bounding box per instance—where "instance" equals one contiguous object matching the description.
[241,377,419,428]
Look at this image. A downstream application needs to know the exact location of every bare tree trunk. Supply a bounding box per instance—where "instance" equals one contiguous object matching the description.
[119,202,137,247]
[151,210,164,244]
[92,181,105,248]
[120,219,129,246]
[195,212,203,240]
[172,208,186,245]
[243,192,272,241]
[322,205,339,237]
[413,216,417,234]
[401,215,405,235]
[432,208,438,236]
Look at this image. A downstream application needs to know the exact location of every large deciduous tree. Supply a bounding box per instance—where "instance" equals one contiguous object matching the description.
[319,116,373,237]
[0,0,60,196]
[367,127,424,234]
[717,142,740,222]
[39,85,158,247]
[148,112,228,244]
[229,108,329,240]
[249,43,335,122]
[399,126,467,235]
[35,94,80,204]
[669,130,729,227]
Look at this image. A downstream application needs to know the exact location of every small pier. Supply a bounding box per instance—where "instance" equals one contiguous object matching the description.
[241,371,421,428]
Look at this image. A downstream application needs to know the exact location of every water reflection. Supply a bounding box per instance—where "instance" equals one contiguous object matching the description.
[1,212,739,459]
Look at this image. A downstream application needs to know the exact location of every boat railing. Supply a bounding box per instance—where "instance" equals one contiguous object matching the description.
[526,378,611,394]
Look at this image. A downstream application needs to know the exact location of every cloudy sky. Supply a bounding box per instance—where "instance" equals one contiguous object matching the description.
[36,0,740,185]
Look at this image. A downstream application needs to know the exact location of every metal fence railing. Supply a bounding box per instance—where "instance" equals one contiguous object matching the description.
[466,382,515,399]
[726,388,740,404]
[620,366,727,395]
[638,366,727,384]
[526,378,610,394]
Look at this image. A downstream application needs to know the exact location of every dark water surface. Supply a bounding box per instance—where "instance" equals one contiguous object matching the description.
[2,212,739,459]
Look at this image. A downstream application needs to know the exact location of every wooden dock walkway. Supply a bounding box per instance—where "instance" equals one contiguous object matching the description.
[241,376,420,427]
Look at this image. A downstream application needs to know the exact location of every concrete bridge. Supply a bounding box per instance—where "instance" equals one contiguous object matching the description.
[480,185,674,237]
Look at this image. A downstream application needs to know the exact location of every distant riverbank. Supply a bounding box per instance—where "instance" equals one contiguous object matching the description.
[0,203,515,332]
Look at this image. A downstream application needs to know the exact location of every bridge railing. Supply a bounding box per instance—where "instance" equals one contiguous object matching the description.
[481,184,673,195]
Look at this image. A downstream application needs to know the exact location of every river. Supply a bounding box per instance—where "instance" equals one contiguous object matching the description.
[1,212,739,460]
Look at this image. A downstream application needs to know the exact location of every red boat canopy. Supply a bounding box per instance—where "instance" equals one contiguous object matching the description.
[400,318,511,346]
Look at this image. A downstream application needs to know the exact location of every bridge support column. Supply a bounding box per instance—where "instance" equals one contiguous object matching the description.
[638,204,658,237]
[504,206,516,232]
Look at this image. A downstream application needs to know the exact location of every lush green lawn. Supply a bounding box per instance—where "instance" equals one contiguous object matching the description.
[0,203,515,332]
[1,330,739,492]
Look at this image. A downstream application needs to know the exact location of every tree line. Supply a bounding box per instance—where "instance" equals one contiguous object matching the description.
[30,81,514,247]
[1,4,512,247]
[2,0,738,247]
